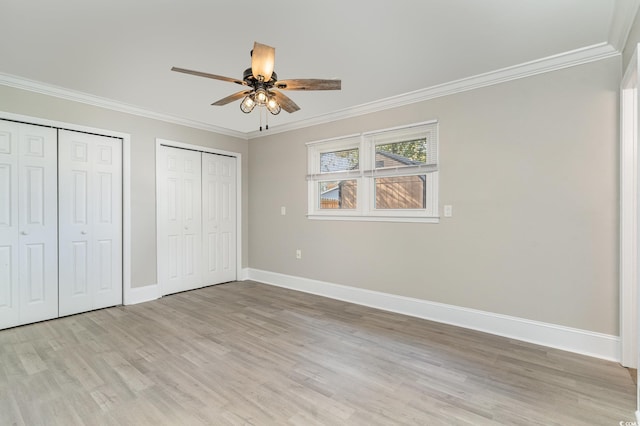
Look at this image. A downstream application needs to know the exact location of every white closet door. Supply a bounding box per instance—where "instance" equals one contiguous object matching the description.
[58,130,122,316]
[0,120,58,328]
[158,145,202,295]
[0,121,18,329]
[19,124,59,324]
[202,153,236,285]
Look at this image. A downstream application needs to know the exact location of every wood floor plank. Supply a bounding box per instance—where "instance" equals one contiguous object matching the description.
[0,280,636,425]
[14,342,48,375]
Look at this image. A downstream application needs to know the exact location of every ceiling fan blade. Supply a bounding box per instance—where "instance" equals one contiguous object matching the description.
[171,67,246,86]
[271,90,301,113]
[211,90,253,106]
[275,79,341,91]
[251,42,275,82]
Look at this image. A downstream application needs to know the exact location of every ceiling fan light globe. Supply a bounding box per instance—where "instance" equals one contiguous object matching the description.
[240,96,256,113]
[251,42,275,82]
[267,101,281,115]
[255,88,268,105]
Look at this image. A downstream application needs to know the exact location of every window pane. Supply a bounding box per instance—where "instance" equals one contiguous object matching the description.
[319,180,357,209]
[375,139,427,168]
[375,176,426,209]
[320,148,359,173]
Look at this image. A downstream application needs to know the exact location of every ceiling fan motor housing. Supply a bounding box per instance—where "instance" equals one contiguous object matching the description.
[243,68,277,87]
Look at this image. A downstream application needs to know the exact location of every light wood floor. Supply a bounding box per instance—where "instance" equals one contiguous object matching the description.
[0,281,636,425]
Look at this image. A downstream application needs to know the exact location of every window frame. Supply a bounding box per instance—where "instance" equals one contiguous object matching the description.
[307,134,363,217]
[306,121,439,223]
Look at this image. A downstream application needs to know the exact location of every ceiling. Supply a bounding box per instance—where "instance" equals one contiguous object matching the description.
[0,0,636,138]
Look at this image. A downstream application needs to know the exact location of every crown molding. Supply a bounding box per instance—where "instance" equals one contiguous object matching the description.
[608,0,640,51]
[0,72,248,140]
[249,42,620,139]
[0,43,621,142]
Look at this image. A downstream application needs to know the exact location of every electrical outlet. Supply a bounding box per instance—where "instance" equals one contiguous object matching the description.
[444,205,453,217]
[281,206,286,215]
[296,249,302,259]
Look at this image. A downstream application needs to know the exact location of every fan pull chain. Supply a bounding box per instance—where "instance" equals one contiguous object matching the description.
[258,107,270,132]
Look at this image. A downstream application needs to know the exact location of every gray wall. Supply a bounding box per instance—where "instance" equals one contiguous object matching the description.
[0,85,249,288]
[248,57,621,335]
[0,55,622,335]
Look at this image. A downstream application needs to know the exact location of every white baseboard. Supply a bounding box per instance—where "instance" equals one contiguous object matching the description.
[124,283,161,305]
[247,268,620,362]
[239,268,250,281]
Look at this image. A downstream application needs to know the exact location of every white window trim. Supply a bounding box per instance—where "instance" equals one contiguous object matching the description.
[306,121,439,223]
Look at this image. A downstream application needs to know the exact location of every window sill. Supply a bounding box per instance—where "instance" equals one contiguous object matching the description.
[307,214,440,223]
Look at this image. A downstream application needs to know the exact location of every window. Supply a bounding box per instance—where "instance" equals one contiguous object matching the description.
[307,121,438,222]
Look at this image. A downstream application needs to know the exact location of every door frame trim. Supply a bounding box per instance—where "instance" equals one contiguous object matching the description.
[155,138,243,293]
[0,110,132,306]
[621,46,639,369]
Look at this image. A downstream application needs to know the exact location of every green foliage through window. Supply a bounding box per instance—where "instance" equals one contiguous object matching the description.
[376,138,427,165]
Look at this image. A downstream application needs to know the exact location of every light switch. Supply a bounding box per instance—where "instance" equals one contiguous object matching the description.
[444,205,453,217]
[281,206,286,215]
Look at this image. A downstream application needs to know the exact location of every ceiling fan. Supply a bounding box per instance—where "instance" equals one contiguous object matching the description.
[172,41,341,130]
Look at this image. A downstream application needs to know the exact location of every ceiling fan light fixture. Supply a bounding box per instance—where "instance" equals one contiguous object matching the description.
[251,42,275,82]
[240,95,256,113]
[267,96,281,115]
[255,88,268,105]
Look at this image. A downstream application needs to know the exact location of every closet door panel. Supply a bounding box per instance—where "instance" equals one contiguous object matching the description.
[202,153,236,285]
[59,136,92,314]
[204,165,218,275]
[70,241,89,294]
[59,130,122,316]
[0,246,13,308]
[17,124,58,325]
[0,164,12,226]
[182,164,201,283]
[206,232,217,274]
[0,122,19,328]
[158,146,202,295]
[91,136,122,309]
